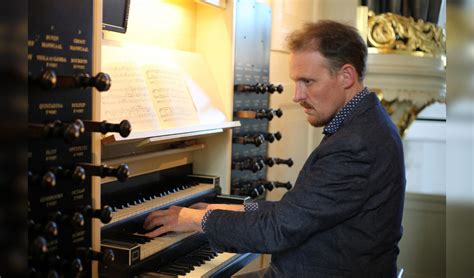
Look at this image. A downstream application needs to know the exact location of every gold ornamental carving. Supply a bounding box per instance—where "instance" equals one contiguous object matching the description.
[367,11,445,56]
[373,89,435,137]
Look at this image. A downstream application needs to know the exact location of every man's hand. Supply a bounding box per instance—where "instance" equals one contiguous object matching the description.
[143,206,206,238]
[190,202,245,212]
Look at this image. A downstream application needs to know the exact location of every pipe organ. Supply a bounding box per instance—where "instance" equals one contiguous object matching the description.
[28,0,294,276]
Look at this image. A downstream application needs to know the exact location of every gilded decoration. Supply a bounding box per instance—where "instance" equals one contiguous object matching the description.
[367,11,445,56]
[374,89,435,137]
[364,10,446,137]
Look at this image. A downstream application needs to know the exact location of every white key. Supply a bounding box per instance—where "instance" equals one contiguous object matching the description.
[139,231,197,260]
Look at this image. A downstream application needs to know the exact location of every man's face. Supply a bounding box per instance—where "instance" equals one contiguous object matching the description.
[289,51,347,127]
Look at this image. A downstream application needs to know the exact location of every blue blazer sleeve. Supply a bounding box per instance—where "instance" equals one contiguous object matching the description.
[205,135,373,253]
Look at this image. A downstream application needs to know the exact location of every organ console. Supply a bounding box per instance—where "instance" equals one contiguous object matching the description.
[28,0,289,276]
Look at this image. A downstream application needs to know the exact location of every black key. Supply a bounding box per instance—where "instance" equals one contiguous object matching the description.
[105,232,135,244]
[111,231,149,244]
[159,266,187,276]
[190,254,211,261]
[129,233,152,243]
[195,250,216,257]
[171,262,194,272]
[155,271,178,277]
[175,257,202,266]
[189,255,207,264]
[136,224,161,235]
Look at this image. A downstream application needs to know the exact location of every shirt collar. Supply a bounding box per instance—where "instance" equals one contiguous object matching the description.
[323,87,370,135]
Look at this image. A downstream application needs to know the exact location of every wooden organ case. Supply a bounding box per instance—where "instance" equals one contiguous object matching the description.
[28,0,283,276]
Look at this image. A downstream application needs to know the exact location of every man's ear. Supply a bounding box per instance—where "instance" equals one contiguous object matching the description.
[338,64,357,89]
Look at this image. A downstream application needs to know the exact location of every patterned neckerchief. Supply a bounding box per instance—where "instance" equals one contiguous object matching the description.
[323,87,370,135]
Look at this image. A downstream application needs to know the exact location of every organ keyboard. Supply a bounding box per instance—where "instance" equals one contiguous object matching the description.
[100,165,257,277]
[106,183,215,225]
[137,243,256,277]
[102,231,198,265]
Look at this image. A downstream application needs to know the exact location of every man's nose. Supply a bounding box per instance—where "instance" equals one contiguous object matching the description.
[293,85,306,103]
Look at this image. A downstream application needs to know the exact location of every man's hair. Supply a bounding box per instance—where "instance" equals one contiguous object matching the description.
[286,20,367,81]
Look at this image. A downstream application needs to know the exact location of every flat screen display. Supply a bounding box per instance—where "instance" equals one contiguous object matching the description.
[103,0,130,33]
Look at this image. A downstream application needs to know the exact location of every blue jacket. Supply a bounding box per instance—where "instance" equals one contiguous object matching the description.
[205,93,406,278]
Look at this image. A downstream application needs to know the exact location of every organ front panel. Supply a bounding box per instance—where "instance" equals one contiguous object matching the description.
[28,0,130,276]
[231,1,293,201]
[27,0,113,276]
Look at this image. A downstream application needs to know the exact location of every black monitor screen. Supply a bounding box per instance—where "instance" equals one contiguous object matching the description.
[103,0,130,33]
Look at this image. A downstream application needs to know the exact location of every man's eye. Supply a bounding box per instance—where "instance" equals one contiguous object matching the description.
[303,80,313,86]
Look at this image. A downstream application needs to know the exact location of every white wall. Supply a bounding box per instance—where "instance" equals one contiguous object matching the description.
[404,103,446,195]
[398,193,446,278]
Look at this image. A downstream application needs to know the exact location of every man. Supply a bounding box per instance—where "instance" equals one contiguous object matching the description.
[143,20,406,277]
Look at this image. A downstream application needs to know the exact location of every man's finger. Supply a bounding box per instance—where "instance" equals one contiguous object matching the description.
[146,214,171,230]
[143,209,168,228]
[189,202,208,210]
[145,225,170,238]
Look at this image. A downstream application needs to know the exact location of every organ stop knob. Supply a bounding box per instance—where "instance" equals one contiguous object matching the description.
[30,69,112,91]
[78,163,129,182]
[28,119,84,143]
[82,205,113,224]
[76,247,115,266]
[82,119,131,138]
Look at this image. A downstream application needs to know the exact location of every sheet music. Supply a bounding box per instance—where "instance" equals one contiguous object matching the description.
[101,62,160,132]
[100,43,227,138]
[142,64,199,129]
